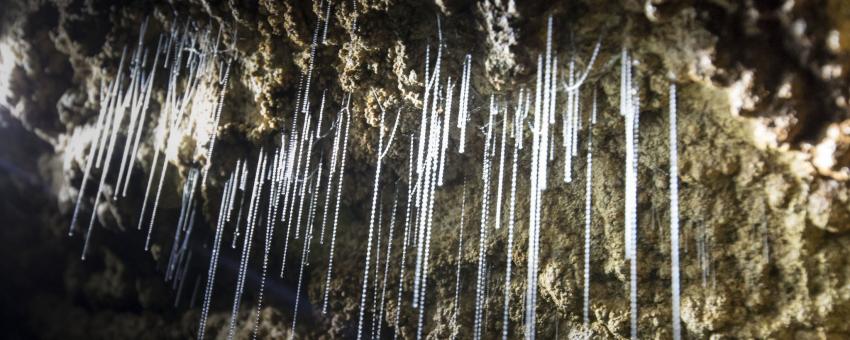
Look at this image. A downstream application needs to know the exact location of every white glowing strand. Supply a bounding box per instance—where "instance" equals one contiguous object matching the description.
[322,0,333,44]
[197,177,232,340]
[82,52,130,259]
[174,243,193,307]
[438,77,454,186]
[458,54,471,154]
[320,112,343,244]
[412,43,436,308]
[167,168,200,281]
[536,49,549,192]
[252,148,283,340]
[300,5,323,114]
[171,177,197,288]
[582,91,595,333]
[144,145,170,251]
[415,45,431,179]
[356,99,389,340]
[494,106,507,230]
[543,17,553,126]
[122,37,164,197]
[232,160,249,248]
[113,41,145,197]
[322,96,351,313]
[200,56,233,187]
[520,91,530,150]
[69,79,110,236]
[143,28,214,253]
[415,105,441,340]
[629,76,641,340]
[95,48,128,169]
[501,96,522,340]
[548,125,555,162]
[315,91,327,140]
[620,49,628,117]
[564,57,578,183]
[276,129,299,251]
[227,149,266,340]
[280,124,297,196]
[277,138,290,204]
[622,48,634,259]
[669,83,681,340]
[282,114,312,277]
[377,193,399,336]
[136,34,179,234]
[564,37,603,92]
[414,65,444,334]
[525,54,545,339]
[292,115,316,241]
[370,194,384,340]
[281,84,310,261]
[268,140,286,219]
[564,56,575,183]
[572,86,581,157]
[538,54,550,191]
[379,107,402,161]
[137,142,161,232]
[392,137,416,339]
[451,186,467,340]
[291,162,323,336]
[413,103,434,314]
[629,71,640,259]
[549,58,558,127]
[473,96,496,340]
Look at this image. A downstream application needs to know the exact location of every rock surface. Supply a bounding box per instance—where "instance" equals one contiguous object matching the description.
[1,0,850,339]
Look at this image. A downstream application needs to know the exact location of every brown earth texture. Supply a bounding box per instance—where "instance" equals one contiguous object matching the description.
[2,0,850,339]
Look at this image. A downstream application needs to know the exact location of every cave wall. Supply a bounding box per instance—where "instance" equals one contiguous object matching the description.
[2,0,850,339]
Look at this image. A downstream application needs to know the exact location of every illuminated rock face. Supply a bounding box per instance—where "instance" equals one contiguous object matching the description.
[2,1,850,339]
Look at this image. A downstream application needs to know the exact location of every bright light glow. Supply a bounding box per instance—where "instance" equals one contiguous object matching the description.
[813,124,839,171]
[0,40,15,111]
[728,70,755,116]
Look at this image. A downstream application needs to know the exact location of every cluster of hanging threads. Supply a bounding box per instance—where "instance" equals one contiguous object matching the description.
[65,7,699,340]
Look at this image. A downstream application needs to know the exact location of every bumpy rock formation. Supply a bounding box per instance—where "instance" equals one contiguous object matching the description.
[2,0,850,339]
